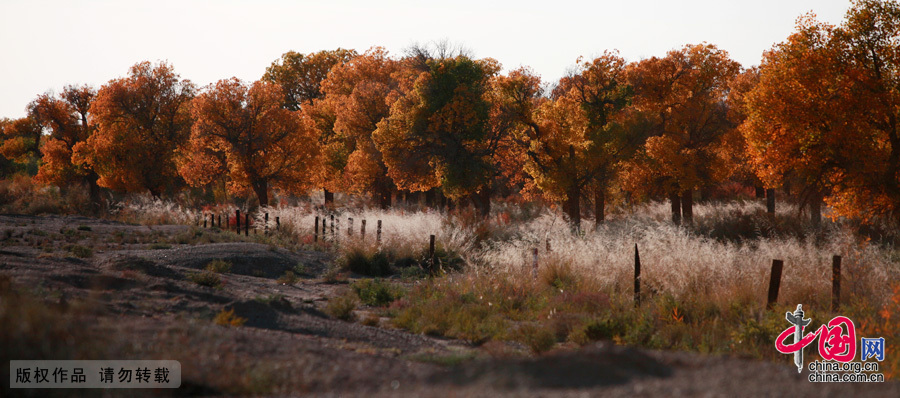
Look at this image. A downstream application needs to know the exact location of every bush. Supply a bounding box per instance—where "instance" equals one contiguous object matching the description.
[69,245,93,258]
[517,323,557,354]
[214,308,246,327]
[343,248,391,276]
[352,279,403,307]
[276,271,299,285]
[189,271,222,288]
[326,292,357,321]
[205,259,232,273]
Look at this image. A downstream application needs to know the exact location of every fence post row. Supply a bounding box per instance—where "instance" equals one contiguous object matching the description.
[767,259,784,310]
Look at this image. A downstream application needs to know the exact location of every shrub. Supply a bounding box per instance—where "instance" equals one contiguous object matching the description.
[189,271,222,288]
[326,292,357,321]
[205,259,232,273]
[276,271,299,285]
[352,279,403,307]
[517,323,557,354]
[342,248,391,276]
[214,308,246,327]
[69,245,93,258]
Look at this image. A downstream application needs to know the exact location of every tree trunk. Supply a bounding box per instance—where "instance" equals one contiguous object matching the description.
[425,188,436,209]
[809,191,823,226]
[254,181,269,208]
[755,186,765,199]
[472,188,491,218]
[564,184,581,230]
[323,188,334,208]
[378,186,392,209]
[700,187,710,203]
[681,189,693,225]
[670,191,682,225]
[594,187,605,229]
[766,188,776,215]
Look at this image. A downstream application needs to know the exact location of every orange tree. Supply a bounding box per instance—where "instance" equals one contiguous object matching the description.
[182,78,320,207]
[263,48,357,205]
[742,0,900,222]
[73,61,195,197]
[624,43,741,224]
[318,47,403,208]
[28,85,102,201]
[373,55,503,216]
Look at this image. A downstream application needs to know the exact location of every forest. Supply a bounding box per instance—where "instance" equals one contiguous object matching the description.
[2,1,900,393]
[2,0,899,231]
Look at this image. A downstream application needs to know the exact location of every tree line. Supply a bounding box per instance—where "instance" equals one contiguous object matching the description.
[2,0,899,228]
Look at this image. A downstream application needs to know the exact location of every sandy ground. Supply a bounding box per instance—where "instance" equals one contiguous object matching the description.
[1,214,897,397]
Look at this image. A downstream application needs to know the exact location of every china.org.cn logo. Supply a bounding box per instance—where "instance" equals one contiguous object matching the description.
[775,304,886,383]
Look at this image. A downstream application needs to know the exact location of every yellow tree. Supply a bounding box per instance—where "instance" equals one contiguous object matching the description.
[624,44,741,224]
[182,78,320,207]
[742,1,900,222]
[0,116,41,175]
[73,61,195,196]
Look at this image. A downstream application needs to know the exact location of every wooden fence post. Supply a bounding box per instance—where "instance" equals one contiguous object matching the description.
[314,216,319,242]
[634,244,641,307]
[429,234,436,270]
[361,219,366,238]
[767,259,784,310]
[275,216,280,230]
[245,213,249,236]
[203,215,207,229]
[236,210,241,233]
[376,220,382,245]
[766,189,776,216]
[218,214,222,229]
[330,214,334,237]
[264,213,269,235]
[832,255,841,311]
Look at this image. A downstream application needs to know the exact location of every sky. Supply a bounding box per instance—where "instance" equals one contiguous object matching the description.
[0,0,853,119]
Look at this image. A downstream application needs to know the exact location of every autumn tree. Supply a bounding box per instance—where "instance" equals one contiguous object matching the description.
[373,54,504,216]
[182,78,320,207]
[318,47,403,208]
[262,48,357,205]
[27,85,103,202]
[742,0,900,222]
[73,61,195,196]
[624,44,741,224]
[0,116,41,175]
[523,53,647,229]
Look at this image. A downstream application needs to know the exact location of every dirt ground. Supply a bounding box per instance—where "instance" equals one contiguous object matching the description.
[1,214,897,397]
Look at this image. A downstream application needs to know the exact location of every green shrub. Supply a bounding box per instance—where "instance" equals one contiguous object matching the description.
[326,293,357,321]
[352,279,403,307]
[517,323,557,354]
[343,249,391,276]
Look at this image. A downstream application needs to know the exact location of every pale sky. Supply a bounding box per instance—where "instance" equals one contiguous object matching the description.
[1,0,852,119]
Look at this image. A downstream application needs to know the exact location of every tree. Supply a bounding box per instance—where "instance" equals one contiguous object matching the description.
[0,116,41,177]
[73,61,195,196]
[182,78,320,207]
[319,47,403,208]
[373,55,503,216]
[28,85,102,201]
[262,48,357,205]
[262,48,358,111]
[741,0,900,222]
[624,44,741,224]
[515,53,644,229]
